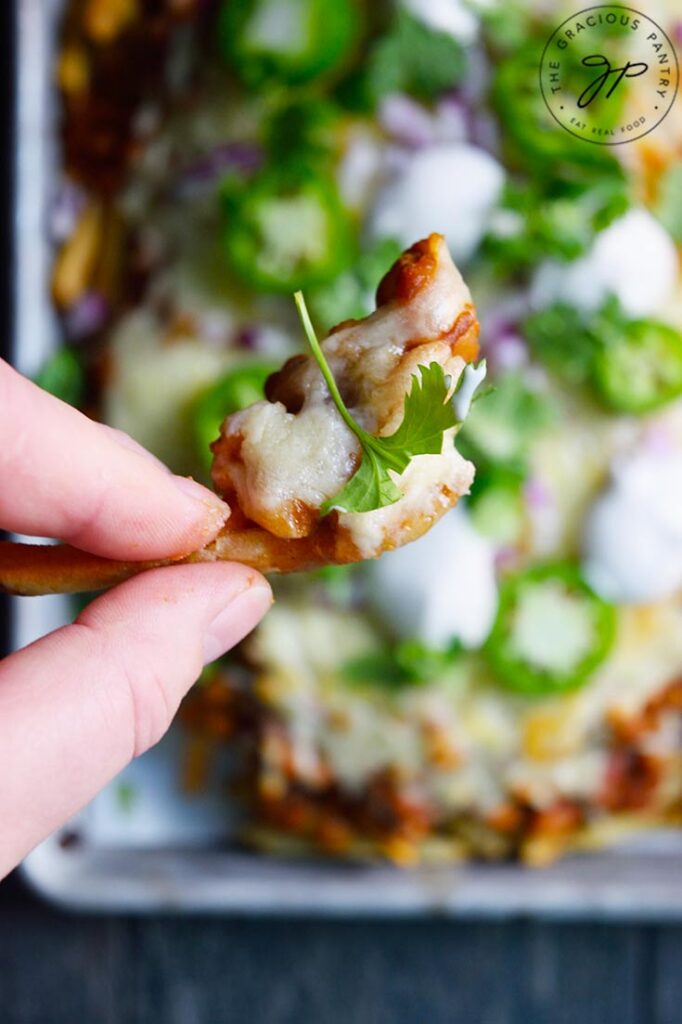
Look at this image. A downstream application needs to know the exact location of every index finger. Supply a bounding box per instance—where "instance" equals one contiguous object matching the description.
[0,358,229,560]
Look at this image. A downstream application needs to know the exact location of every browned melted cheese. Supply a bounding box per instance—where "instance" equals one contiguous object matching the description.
[211,234,479,566]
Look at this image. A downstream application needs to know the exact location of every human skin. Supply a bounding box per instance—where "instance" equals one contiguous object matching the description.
[0,358,272,877]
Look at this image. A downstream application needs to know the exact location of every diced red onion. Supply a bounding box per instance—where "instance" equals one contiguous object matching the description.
[379,94,437,148]
[481,301,529,372]
[524,477,552,508]
[494,545,520,572]
[49,181,88,243]
[454,52,491,105]
[436,92,499,152]
[235,324,262,351]
[383,144,413,175]
[673,22,682,46]
[434,96,469,143]
[437,91,470,117]
[64,291,110,339]
[486,330,528,373]
[235,323,294,357]
[175,142,263,196]
[643,422,676,455]
[486,293,530,331]
[469,111,500,154]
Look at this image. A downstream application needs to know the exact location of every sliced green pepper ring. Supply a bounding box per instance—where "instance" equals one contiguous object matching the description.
[485,563,617,696]
[218,0,360,87]
[492,44,625,178]
[190,361,278,474]
[592,319,682,415]
[222,170,353,293]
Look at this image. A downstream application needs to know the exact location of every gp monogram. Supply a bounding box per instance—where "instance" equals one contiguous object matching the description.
[539,5,679,145]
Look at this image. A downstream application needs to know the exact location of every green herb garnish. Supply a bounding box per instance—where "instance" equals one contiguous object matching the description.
[34,348,85,408]
[115,781,137,814]
[482,178,628,278]
[343,638,463,689]
[523,297,682,415]
[359,11,465,105]
[522,302,611,386]
[294,291,474,515]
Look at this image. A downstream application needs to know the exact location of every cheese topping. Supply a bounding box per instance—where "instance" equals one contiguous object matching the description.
[212,234,479,555]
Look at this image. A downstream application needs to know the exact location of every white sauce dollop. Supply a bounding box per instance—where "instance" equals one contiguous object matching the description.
[370,144,505,264]
[583,450,682,603]
[531,209,678,318]
[366,505,498,648]
[401,0,481,44]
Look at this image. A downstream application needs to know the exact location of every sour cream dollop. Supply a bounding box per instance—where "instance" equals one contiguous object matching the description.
[370,144,505,263]
[366,505,499,648]
[401,0,481,44]
[583,451,682,604]
[531,209,678,318]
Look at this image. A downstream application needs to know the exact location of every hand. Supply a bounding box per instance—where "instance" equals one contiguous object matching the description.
[0,359,272,877]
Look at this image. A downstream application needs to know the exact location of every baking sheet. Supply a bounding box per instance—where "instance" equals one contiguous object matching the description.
[13,0,682,917]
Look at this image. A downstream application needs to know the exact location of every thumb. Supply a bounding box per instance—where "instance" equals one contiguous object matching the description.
[0,563,271,877]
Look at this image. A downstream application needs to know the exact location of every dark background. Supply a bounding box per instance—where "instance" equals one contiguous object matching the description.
[1,871,681,1024]
[1,4,681,1022]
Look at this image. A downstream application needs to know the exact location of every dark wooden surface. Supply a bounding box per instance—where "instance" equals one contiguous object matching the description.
[2,4,682,1022]
[0,871,681,1024]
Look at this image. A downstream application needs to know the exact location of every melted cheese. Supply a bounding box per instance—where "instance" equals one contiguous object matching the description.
[340,430,474,558]
[248,597,682,811]
[223,400,359,537]
[213,235,478,552]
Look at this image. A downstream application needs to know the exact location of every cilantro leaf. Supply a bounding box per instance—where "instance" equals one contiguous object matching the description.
[522,296,629,386]
[34,348,85,408]
[325,362,459,515]
[521,296,682,415]
[115,781,137,814]
[482,178,629,278]
[523,304,602,384]
[362,11,465,105]
[378,360,461,462]
[293,291,475,516]
[343,637,463,689]
[326,445,404,515]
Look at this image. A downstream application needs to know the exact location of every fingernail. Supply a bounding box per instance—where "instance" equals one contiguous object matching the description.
[203,584,273,665]
[173,476,230,530]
